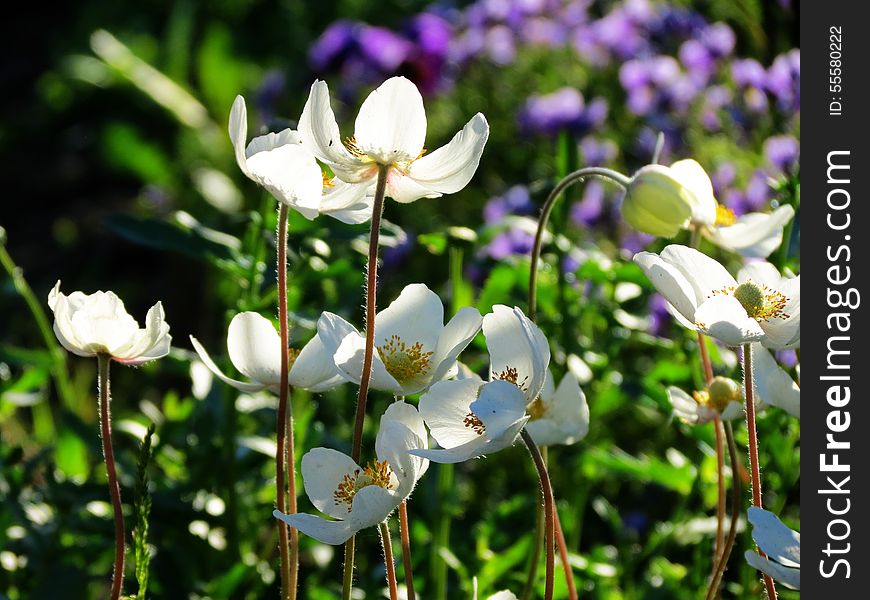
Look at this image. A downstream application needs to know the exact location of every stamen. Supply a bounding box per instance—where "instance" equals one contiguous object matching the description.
[333,459,394,512]
[493,366,529,391]
[527,396,547,421]
[709,281,790,322]
[377,335,433,385]
[464,412,486,435]
[321,172,335,189]
[343,136,366,158]
[288,347,301,370]
[714,203,736,226]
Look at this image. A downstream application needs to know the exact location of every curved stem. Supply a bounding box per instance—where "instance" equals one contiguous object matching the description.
[342,165,389,600]
[276,203,295,600]
[697,333,714,384]
[554,509,578,600]
[520,502,544,600]
[705,422,741,600]
[521,429,555,600]
[742,344,778,599]
[380,521,399,600]
[528,167,629,320]
[399,501,416,600]
[97,354,125,600]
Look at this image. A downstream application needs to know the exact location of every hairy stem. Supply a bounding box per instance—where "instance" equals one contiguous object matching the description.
[399,501,416,600]
[521,429,555,600]
[742,344,778,599]
[380,521,399,600]
[342,165,389,600]
[520,502,544,600]
[705,422,741,600]
[97,354,125,600]
[555,509,578,600]
[713,416,725,568]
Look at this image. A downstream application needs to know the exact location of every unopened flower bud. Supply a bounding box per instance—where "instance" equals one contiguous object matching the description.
[622,164,694,237]
[706,376,742,413]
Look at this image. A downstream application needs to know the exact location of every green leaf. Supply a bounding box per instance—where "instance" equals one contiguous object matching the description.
[583,447,696,495]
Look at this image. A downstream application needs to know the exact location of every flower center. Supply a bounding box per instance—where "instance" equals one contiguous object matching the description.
[710,281,790,321]
[333,460,394,512]
[288,347,301,369]
[714,203,736,226]
[694,376,742,413]
[377,335,433,386]
[526,396,547,421]
[463,412,486,435]
[492,366,529,392]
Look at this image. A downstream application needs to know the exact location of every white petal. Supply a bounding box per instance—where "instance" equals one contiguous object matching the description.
[333,333,404,393]
[744,551,800,590]
[227,312,283,386]
[694,295,765,346]
[470,380,528,440]
[316,312,361,362]
[418,379,485,449]
[347,485,400,530]
[659,244,737,301]
[246,129,302,157]
[667,387,702,424]
[301,448,362,520]
[273,510,357,545]
[429,307,483,384]
[298,80,372,183]
[229,95,251,177]
[406,113,489,194]
[189,335,266,392]
[354,77,426,164]
[319,180,374,224]
[720,401,745,421]
[669,159,717,225]
[289,331,350,392]
[530,372,589,446]
[738,261,783,287]
[376,284,444,352]
[376,404,429,494]
[748,506,801,567]
[117,301,171,364]
[483,306,550,402]
[709,205,794,258]
[385,170,442,204]
[487,592,520,600]
[760,275,800,349]
[633,252,700,325]
[244,143,324,218]
[752,344,800,418]
[409,435,489,464]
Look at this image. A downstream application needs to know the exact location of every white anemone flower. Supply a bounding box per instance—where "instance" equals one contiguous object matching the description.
[752,343,800,418]
[667,376,745,424]
[664,159,795,258]
[229,95,373,224]
[634,246,800,349]
[48,281,171,365]
[316,284,483,396]
[273,401,428,545]
[190,311,349,393]
[298,76,490,203]
[412,305,551,463]
[744,507,800,590]
[526,370,589,447]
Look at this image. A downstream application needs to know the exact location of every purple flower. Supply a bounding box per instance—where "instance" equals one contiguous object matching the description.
[408,13,452,58]
[648,293,672,337]
[620,59,651,91]
[711,163,737,195]
[700,23,735,57]
[731,58,767,88]
[679,40,715,80]
[764,135,800,174]
[483,185,534,224]
[580,136,617,167]
[255,70,286,126]
[767,49,800,111]
[358,26,413,72]
[745,169,774,211]
[485,24,517,65]
[487,228,535,259]
[570,180,606,227]
[520,17,568,46]
[519,88,605,136]
[309,21,358,72]
[775,349,798,368]
[744,87,770,113]
[620,231,654,255]
[654,6,707,39]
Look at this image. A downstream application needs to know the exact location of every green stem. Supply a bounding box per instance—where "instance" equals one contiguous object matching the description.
[0,237,76,409]
[528,167,629,319]
[97,354,125,600]
[521,429,555,600]
[742,344,778,599]
[342,164,389,600]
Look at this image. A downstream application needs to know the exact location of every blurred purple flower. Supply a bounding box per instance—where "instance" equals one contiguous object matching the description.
[648,293,672,337]
[620,231,654,255]
[776,349,798,368]
[700,23,735,57]
[679,40,715,80]
[767,49,800,111]
[570,180,606,227]
[732,59,767,88]
[485,25,517,65]
[255,70,287,127]
[764,135,800,174]
[711,162,737,196]
[487,228,535,259]
[484,185,534,224]
[309,21,357,72]
[581,136,618,167]
[745,169,774,211]
[518,88,607,136]
[358,26,413,71]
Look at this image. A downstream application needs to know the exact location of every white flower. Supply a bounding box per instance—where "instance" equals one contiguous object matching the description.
[229,95,373,223]
[190,311,349,393]
[752,343,800,418]
[317,284,483,396]
[48,281,171,365]
[744,507,800,590]
[411,305,550,463]
[299,76,489,203]
[526,371,589,447]
[273,401,428,545]
[667,376,744,425]
[634,246,800,349]
[622,164,696,237]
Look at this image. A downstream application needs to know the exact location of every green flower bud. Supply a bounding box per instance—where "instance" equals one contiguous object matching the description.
[622,164,695,237]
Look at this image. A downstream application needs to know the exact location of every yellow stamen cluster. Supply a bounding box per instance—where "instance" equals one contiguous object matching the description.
[526,396,547,421]
[714,203,737,226]
[693,376,741,413]
[710,281,790,321]
[321,172,335,189]
[333,460,394,512]
[287,347,301,370]
[343,135,366,158]
[493,366,529,391]
[377,335,433,385]
[464,412,486,435]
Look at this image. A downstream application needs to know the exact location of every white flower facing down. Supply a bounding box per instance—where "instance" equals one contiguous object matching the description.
[667,376,745,425]
[412,305,551,463]
[48,282,171,365]
[273,401,428,545]
[317,283,483,396]
[744,506,800,590]
[634,246,800,349]
[299,76,490,203]
[526,370,589,447]
[229,96,373,224]
[190,312,349,393]
[752,343,800,418]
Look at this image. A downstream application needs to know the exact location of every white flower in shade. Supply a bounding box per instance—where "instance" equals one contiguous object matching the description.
[316,284,483,396]
[752,343,800,418]
[744,507,800,590]
[472,576,518,600]
[229,95,372,224]
[623,159,793,256]
[48,282,170,365]
[273,401,428,545]
[411,305,551,463]
[525,371,589,447]
[190,311,349,394]
[634,246,800,349]
[667,376,745,425]
[298,76,489,203]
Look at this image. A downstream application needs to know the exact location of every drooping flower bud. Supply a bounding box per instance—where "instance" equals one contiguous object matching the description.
[622,164,695,237]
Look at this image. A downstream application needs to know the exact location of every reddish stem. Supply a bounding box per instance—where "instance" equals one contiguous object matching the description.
[399,501,416,600]
[380,522,399,600]
[98,354,125,600]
